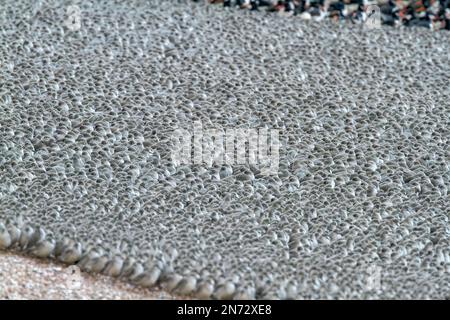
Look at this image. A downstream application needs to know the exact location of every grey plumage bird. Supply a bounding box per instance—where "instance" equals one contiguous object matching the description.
[54,238,70,257]
[28,226,46,248]
[58,242,83,264]
[194,279,215,299]
[77,249,101,270]
[77,249,108,273]
[128,262,144,281]
[161,273,183,292]
[0,224,12,249]
[133,266,161,288]
[103,256,124,277]
[119,257,137,278]
[173,275,197,295]
[285,281,298,299]
[90,255,110,273]
[19,225,34,249]
[214,282,236,300]
[233,285,256,300]
[7,224,21,246]
[29,238,56,258]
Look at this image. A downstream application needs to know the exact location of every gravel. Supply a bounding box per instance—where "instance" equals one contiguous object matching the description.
[0,251,182,299]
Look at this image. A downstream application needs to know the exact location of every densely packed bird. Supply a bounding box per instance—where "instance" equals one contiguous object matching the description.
[0,0,449,299]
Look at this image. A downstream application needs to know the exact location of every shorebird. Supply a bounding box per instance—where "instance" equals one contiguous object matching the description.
[195,279,215,299]
[6,223,21,247]
[58,242,83,264]
[0,223,12,249]
[103,256,124,277]
[173,275,198,295]
[29,238,56,258]
[213,282,236,299]
[133,266,161,288]
[19,225,34,249]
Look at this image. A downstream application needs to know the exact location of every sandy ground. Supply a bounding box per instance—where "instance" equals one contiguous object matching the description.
[0,251,181,300]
